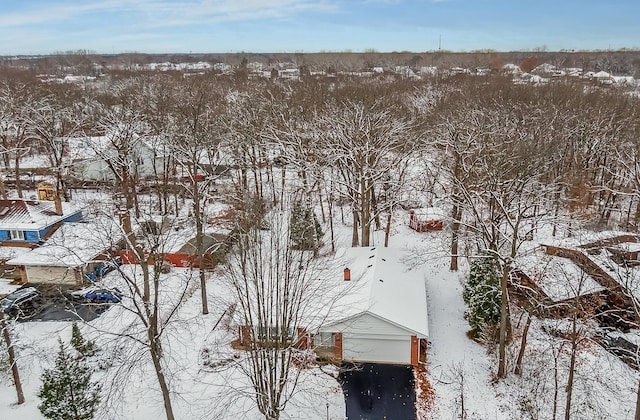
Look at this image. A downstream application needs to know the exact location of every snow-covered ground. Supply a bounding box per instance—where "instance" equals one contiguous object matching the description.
[1,195,639,419]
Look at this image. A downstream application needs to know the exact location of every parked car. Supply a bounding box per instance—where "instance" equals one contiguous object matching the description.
[85,257,122,282]
[84,288,122,303]
[71,287,122,304]
[1,287,40,313]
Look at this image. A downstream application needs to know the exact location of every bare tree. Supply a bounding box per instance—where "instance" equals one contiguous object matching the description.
[0,80,36,199]
[86,213,194,420]
[318,100,413,247]
[216,200,333,419]
[169,76,226,315]
[27,86,85,201]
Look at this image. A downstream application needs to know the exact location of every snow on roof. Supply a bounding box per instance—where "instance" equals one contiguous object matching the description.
[502,63,522,74]
[0,246,30,261]
[412,207,445,220]
[614,242,640,253]
[589,251,640,302]
[67,134,170,162]
[593,70,612,78]
[0,199,82,230]
[517,251,605,302]
[0,279,20,296]
[532,63,558,74]
[7,218,122,267]
[320,246,429,337]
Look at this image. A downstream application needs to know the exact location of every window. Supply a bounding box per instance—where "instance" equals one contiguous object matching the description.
[253,325,295,343]
[314,332,334,348]
[9,230,25,240]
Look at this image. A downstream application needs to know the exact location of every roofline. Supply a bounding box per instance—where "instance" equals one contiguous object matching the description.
[319,310,429,338]
[0,207,83,230]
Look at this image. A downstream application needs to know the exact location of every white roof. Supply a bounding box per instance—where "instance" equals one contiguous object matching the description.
[8,218,123,268]
[413,207,445,220]
[616,242,640,253]
[517,251,605,302]
[320,247,429,337]
[0,246,30,261]
[594,70,611,78]
[0,199,82,230]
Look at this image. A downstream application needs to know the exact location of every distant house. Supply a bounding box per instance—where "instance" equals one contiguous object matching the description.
[7,218,122,285]
[592,70,614,85]
[68,134,171,181]
[0,198,82,248]
[315,247,429,366]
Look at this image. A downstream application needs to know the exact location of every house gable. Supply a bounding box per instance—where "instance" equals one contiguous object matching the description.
[320,311,424,338]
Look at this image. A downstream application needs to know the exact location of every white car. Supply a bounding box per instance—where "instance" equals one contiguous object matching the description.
[1,287,40,312]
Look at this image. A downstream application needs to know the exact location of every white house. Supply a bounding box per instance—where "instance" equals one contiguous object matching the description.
[7,218,123,285]
[68,134,171,181]
[316,247,429,366]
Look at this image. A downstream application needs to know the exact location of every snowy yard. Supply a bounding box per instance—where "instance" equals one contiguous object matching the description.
[2,210,640,419]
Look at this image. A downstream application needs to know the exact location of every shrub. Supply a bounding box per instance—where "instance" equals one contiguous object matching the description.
[38,340,101,420]
[463,254,502,338]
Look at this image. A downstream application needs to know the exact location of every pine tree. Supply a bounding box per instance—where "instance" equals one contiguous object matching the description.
[38,340,101,420]
[289,201,323,250]
[71,322,95,357]
[463,254,502,338]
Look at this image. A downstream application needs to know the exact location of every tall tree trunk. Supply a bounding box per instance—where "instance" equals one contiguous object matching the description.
[193,185,209,315]
[497,260,511,378]
[1,311,25,404]
[384,213,392,247]
[360,178,371,247]
[564,312,578,420]
[450,200,462,271]
[150,339,175,420]
[371,185,381,230]
[14,156,22,199]
[514,314,531,375]
[351,209,359,247]
[450,152,463,270]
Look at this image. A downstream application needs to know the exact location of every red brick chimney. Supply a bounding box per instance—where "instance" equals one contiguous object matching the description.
[343,268,351,281]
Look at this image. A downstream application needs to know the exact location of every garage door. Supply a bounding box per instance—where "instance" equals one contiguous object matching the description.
[342,335,411,364]
[26,266,74,285]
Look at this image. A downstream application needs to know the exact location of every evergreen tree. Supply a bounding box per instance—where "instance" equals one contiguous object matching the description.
[71,322,95,358]
[289,201,323,250]
[463,254,502,338]
[38,340,101,420]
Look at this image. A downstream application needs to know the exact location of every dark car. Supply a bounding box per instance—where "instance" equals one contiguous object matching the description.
[1,287,40,313]
[73,287,122,304]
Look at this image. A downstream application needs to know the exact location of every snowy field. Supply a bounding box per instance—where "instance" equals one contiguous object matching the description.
[0,188,639,419]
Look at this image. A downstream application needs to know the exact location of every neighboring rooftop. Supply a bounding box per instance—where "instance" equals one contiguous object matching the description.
[7,218,122,267]
[517,251,605,302]
[0,199,81,230]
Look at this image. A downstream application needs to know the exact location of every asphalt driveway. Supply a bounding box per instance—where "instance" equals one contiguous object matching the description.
[339,362,416,420]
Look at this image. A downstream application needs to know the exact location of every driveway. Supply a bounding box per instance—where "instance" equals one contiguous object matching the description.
[339,362,416,420]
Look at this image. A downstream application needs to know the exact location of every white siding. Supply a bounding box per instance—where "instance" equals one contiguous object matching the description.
[323,313,412,336]
[342,334,411,364]
[26,266,77,285]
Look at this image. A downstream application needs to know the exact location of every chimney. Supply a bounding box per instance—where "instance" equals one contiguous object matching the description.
[343,268,351,281]
[54,195,63,216]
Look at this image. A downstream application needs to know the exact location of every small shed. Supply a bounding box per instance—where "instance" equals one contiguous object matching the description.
[409,208,444,232]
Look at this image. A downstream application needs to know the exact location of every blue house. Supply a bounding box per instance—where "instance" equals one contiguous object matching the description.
[0,199,83,247]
